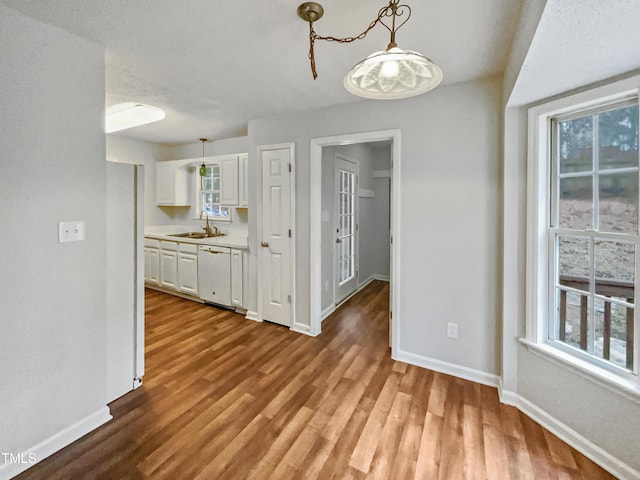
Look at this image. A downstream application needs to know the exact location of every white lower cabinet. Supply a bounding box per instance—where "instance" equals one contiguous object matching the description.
[178,243,198,295]
[145,236,246,308]
[154,240,199,296]
[144,248,160,285]
[231,248,243,307]
[144,238,160,286]
[160,241,178,289]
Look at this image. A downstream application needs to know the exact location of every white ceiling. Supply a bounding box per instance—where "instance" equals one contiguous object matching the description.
[510,0,640,106]
[2,0,523,144]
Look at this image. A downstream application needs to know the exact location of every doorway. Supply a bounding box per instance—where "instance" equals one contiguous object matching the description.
[309,130,400,355]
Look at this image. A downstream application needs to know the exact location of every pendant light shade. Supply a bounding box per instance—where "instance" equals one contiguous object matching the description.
[343,47,443,100]
[298,1,443,100]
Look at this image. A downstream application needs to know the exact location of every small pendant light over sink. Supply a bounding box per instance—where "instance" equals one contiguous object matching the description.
[297,0,443,100]
[199,138,207,178]
[199,138,207,192]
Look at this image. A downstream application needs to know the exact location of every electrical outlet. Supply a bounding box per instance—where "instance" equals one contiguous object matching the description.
[58,221,86,243]
[447,322,458,339]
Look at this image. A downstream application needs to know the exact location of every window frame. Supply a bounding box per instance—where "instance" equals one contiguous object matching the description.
[194,161,231,222]
[525,76,640,393]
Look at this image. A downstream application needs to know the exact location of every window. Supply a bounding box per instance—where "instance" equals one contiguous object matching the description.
[527,78,640,388]
[551,102,638,372]
[199,164,230,220]
[337,168,356,285]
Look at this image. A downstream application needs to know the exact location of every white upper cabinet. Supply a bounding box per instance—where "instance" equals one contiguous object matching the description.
[220,155,239,206]
[239,154,249,207]
[156,161,191,206]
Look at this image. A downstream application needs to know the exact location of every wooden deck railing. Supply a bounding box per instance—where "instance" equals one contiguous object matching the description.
[559,275,634,369]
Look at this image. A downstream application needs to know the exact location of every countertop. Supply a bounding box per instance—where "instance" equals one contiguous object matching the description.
[145,225,249,249]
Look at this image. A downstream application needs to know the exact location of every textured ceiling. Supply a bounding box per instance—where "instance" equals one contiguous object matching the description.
[2,0,522,144]
[510,0,640,106]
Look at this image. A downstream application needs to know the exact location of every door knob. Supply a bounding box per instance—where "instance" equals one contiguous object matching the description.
[261,241,269,248]
[336,238,342,243]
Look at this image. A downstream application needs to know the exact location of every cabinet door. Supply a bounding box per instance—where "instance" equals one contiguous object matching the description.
[156,163,175,205]
[239,154,249,207]
[220,156,239,206]
[178,253,198,295]
[144,247,160,285]
[160,250,178,289]
[231,249,243,306]
[156,161,191,206]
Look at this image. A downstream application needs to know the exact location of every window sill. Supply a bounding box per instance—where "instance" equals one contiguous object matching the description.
[519,338,640,405]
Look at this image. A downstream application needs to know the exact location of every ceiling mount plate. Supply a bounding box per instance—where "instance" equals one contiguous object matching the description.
[297,2,324,23]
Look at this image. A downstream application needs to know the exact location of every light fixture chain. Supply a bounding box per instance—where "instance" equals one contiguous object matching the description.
[312,16,381,44]
[308,15,382,80]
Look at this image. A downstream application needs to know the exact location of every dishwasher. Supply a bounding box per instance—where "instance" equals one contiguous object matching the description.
[198,245,231,307]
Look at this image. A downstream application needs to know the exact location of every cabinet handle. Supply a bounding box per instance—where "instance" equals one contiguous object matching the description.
[261,242,269,248]
[208,251,221,255]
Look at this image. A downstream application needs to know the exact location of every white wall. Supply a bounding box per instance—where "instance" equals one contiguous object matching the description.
[360,147,391,286]
[0,5,110,476]
[248,76,502,377]
[106,136,171,226]
[501,1,640,475]
[503,73,640,480]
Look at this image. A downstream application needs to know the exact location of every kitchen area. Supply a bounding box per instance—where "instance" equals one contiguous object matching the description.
[142,147,250,312]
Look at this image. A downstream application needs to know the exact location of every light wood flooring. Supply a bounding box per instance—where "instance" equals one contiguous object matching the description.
[17,280,615,479]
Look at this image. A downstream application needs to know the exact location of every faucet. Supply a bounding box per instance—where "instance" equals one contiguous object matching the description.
[200,210,214,236]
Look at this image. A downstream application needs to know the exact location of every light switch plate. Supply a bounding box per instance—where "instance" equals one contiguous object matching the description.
[58,221,86,243]
[447,322,458,339]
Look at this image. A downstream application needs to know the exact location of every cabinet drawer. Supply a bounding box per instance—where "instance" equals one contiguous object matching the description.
[160,240,178,251]
[144,238,160,249]
[178,243,198,255]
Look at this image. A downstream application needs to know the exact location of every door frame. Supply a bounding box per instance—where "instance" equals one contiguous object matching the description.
[333,154,360,305]
[309,129,401,356]
[256,142,297,329]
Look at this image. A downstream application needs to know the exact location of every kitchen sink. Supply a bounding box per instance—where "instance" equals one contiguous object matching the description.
[168,232,225,239]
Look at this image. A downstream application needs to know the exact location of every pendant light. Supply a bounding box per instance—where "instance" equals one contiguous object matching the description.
[199,138,207,191]
[297,1,442,100]
[199,138,207,178]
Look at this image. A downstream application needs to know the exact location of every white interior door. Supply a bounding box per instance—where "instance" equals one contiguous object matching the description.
[261,147,292,327]
[335,157,358,304]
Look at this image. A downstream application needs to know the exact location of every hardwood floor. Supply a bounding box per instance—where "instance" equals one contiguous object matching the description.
[17,280,615,479]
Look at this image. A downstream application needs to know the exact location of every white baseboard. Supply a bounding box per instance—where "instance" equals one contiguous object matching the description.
[321,305,335,322]
[0,406,112,480]
[291,322,318,337]
[497,379,519,406]
[393,349,500,388]
[358,274,390,289]
[516,395,640,480]
[395,352,638,478]
[245,311,259,322]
